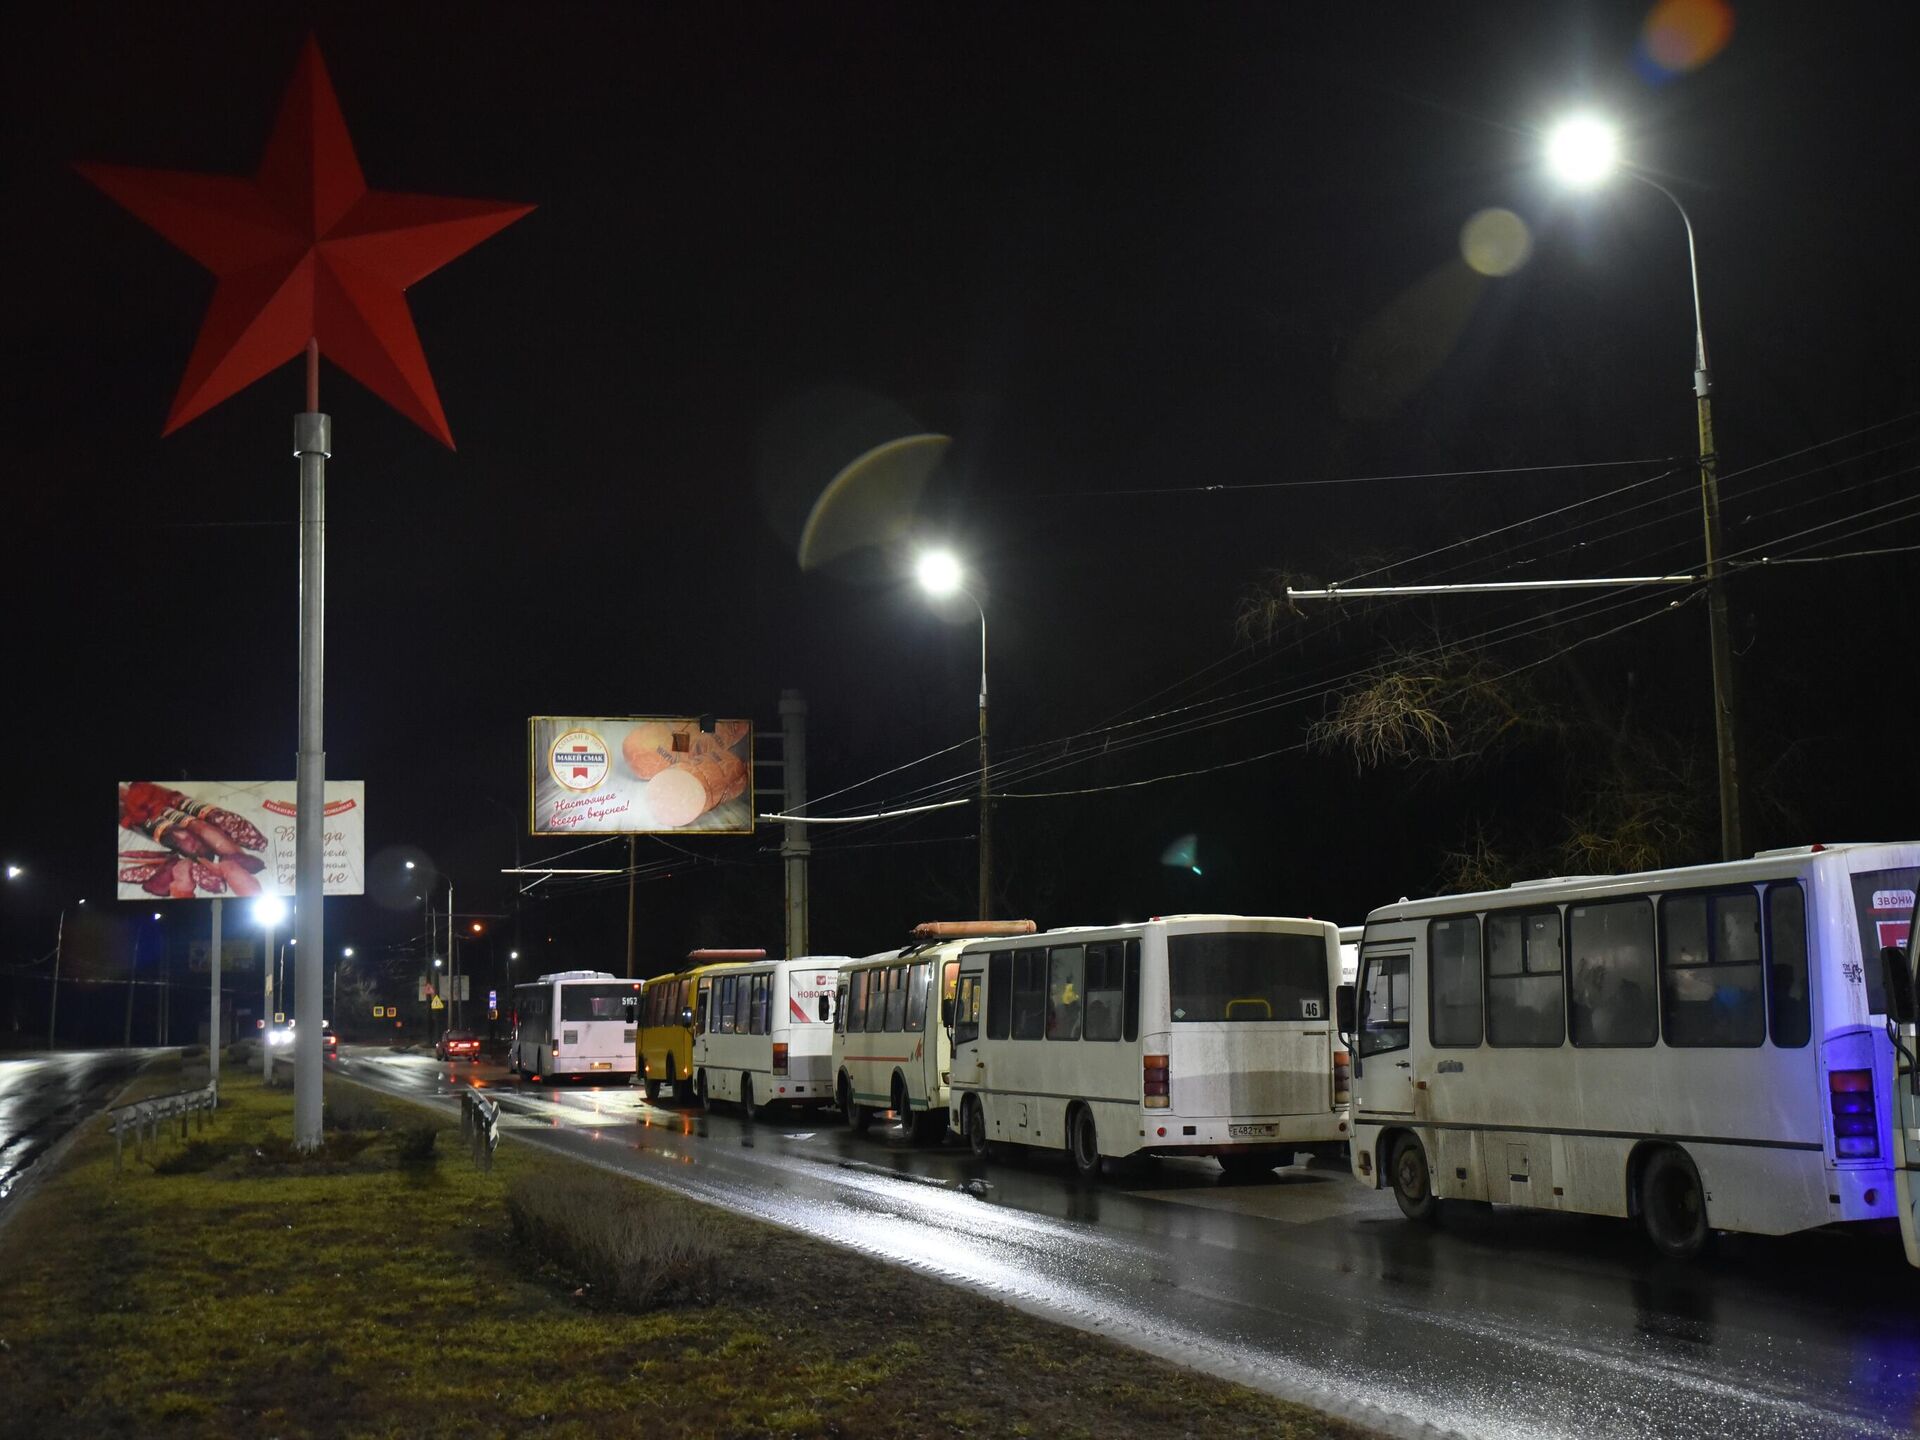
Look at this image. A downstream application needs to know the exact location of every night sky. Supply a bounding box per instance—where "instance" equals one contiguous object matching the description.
[4,2,1915,1035]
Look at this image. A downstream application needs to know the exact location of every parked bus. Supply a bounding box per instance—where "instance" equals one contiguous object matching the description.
[637,951,739,1103]
[834,921,1037,1141]
[511,970,643,1082]
[948,915,1350,1178]
[1347,842,1920,1259]
[690,955,848,1117]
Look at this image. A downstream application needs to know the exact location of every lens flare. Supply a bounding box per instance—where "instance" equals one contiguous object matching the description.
[1638,0,1735,77]
[1459,208,1533,278]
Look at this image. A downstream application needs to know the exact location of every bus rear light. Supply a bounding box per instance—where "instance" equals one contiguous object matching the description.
[772,1043,789,1075]
[1829,1069,1880,1158]
[1333,1049,1351,1107]
[1143,1053,1169,1109]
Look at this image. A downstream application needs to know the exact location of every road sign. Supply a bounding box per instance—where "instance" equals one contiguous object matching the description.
[431,996,444,1010]
[489,1008,499,1020]
[487,988,497,1008]
[273,1011,285,1024]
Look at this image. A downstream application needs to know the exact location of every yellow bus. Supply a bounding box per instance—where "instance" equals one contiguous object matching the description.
[638,950,758,1104]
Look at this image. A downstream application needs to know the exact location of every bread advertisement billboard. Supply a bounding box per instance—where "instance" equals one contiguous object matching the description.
[529,716,754,836]
[117,780,367,899]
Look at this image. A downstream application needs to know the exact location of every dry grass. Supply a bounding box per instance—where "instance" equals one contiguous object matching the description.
[507,1168,723,1310]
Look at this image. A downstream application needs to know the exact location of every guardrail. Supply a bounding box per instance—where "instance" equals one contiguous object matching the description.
[109,1081,219,1171]
[460,1088,501,1172]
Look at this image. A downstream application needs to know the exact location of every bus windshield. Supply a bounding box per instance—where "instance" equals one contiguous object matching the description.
[1167,932,1327,1023]
[561,984,638,1022]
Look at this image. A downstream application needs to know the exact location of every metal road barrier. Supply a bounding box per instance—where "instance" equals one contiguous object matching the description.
[110,1082,219,1172]
[460,1088,500,1172]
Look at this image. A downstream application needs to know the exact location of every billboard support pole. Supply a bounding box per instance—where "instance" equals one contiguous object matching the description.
[292,341,330,1151]
[625,836,637,978]
[209,898,222,1090]
[781,691,810,960]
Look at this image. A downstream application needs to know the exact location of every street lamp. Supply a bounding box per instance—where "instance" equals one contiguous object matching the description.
[5,864,22,880]
[1545,112,1742,860]
[916,548,992,918]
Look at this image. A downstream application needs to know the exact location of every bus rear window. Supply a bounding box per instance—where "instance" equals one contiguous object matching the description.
[1167,932,1328,1023]
[562,984,639,1022]
[1851,867,1917,1015]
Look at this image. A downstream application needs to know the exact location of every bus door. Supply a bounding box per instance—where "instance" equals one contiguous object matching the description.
[1354,946,1414,1117]
[1883,893,1920,1267]
[951,960,985,1101]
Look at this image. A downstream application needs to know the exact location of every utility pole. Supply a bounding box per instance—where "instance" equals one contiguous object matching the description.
[209,898,221,1087]
[47,910,64,1051]
[625,835,637,978]
[781,690,811,959]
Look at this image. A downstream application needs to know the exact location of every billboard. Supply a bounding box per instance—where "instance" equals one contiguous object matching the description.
[117,780,366,900]
[528,716,753,835]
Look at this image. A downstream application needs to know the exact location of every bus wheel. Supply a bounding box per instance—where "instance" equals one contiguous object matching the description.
[740,1074,760,1123]
[642,1074,662,1104]
[964,1096,992,1160]
[696,1070,711,1110]
[1068,1105,1103,1180]
[1390,1134,1440,1222]
[1639,1148,1711,1260]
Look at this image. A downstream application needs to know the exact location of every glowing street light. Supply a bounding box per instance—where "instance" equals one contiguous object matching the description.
[5,864,22,880]
[252,894,288,1080]
[915,548,991,918]
[1544,113,1618,189]
[1544,110,1741,859]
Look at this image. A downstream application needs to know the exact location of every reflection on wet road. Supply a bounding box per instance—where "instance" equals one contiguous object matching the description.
[342,1048,1920,1440]
[0,1050,146,1215]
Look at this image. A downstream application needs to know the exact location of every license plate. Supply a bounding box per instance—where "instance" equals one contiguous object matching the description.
[591,1061,611,1070]
[1228,1123,1276,1138]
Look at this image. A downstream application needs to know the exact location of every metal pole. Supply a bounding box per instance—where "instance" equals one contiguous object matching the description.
[447,879,456,1029]
[969,593,990,920]
[209,898,221,1087]
[625,835,637,977]
[47,909,63,1051]
[1636,175,1742,861]
[261,917,274,1080]
[780,689,810,958]
[292,341,330,1148]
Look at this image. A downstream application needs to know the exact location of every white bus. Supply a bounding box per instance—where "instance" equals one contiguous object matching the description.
[510,970,643,1082]
[948,915,1350,1178]
[691,954,848,1118]
[1347,842,1920,1259]
[834,921,1037,1142]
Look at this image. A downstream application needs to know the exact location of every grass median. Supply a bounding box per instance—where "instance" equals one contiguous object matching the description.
[0,1060,1373,1439]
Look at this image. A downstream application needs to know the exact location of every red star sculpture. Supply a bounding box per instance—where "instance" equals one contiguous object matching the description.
[79,36,532,448]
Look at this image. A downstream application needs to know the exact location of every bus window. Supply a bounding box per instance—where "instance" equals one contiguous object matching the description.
[1661,892,1764,1046]
[713,978,734,1035]
[1012,951,1046,1040]
[905,963,930,1031]
[1083,942,1124,1041]
[1123,940,1140,1042]
[694,985,708,1035]
[1428,917,1483,1047]
[1048,946,1084,1041]
[882,967,905,1032]
[845,972,867,1033]
[1568,899,1657,1047]
[986,952,1012,1039]
[954,975,981,1047]
[748,975,769,1036]
[1767,884,1811,1047]
[1358,951,1409,1057]
[1166,931,1326,1022]
[734,976,753,1035]
[1486,910,1564,1047]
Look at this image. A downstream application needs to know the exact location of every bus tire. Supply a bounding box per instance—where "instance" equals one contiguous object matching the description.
[842,1075,874,1133]
[891,1075,913,1132]
[1638,1147,1711,1260]
[741,1074,759,1123]
[963,1096,992,1160]
[1068,1105,1103,1180]
[696,1069,711,1110]
[1389,1133,1440,1223]
[643,1075,662,1104]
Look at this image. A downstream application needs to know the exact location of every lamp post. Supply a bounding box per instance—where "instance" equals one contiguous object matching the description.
[1545,114,1742,861]
[917,549,991,918]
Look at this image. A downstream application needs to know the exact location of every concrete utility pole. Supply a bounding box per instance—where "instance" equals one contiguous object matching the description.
[625,835,638,978]
[209,898,221,1088]
[47,910,64,1052]
[292,352,329,1150]
[781,690,810,959]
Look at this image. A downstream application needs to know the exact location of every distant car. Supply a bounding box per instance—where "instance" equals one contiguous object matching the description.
[322,1025,339,1060]
[436,1030,480,1062]
[267,1023,295,1048]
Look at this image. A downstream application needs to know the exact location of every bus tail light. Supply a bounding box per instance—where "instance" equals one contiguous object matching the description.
[773,1042,789,1075]
[1143,1053,1169,1109]
[1829,1069,1880,1159]
[1333,1049,1351,1107]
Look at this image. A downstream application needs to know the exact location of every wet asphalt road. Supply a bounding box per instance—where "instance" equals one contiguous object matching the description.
[341,1048,1920,1440]
[0,1049,147,1216]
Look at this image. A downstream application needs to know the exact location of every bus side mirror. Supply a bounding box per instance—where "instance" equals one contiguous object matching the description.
[1335,983,1355,1036]
[679,1007,694,1029]
[817,995,830,1023]
[941,997,955,1027]
[1882,945,1917,1025]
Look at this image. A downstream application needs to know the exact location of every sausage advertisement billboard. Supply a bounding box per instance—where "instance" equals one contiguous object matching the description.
[117,780,367,900]
[529,716,754,835]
